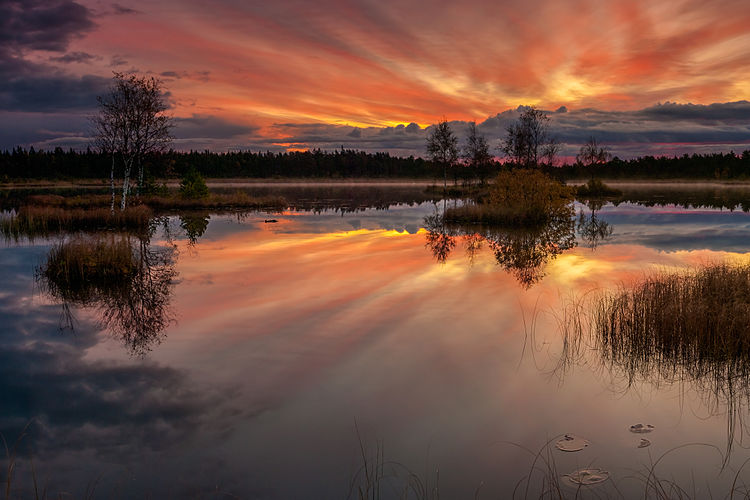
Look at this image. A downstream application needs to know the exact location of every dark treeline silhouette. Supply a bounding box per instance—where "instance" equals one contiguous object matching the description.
[552,150,750,180]
[0,147,438,180]
[5,147,750,181]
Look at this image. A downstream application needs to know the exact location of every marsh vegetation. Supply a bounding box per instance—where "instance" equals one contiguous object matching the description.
[0,189,285,242]
[548,261,750,465]
[443,169,574,226]
[37,232,178,356]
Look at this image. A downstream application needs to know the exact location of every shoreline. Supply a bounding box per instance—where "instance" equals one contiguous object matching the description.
[6,177,750,189]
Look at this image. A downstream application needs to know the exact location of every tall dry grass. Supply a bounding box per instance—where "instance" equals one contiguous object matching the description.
[39,235,139,303]
[595,263,750,381]
[1,206,153,241]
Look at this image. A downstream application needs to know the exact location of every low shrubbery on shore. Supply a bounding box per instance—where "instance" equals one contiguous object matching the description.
[575,178,622,198]
[1,205,153,240]
[444,169,574,226]
[0,189,287,240]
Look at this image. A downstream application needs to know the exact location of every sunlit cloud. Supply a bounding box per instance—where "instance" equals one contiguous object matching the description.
[2,0,750,155]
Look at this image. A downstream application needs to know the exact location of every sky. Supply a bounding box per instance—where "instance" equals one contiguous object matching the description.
[1,0,750,159]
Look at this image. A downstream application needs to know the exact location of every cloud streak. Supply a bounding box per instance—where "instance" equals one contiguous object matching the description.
[2,0,750,156]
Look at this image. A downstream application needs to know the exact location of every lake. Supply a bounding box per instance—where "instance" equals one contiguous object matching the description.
[2,184,750,498]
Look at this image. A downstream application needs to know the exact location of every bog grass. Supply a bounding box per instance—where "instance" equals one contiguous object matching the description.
[0,190,286,240]
[39,235,139,304]
[1,205,152,241]
[595,262,750,379]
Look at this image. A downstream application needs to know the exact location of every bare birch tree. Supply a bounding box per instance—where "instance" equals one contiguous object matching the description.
[501,107,558,168]
[93,73,173,210]
[462,121,492,184]
[576,137,611,179]
[427,119,458,190]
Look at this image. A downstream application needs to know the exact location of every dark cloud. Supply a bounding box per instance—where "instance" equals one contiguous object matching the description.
[112,2,140,15]
[405,122,421,133]
[0,0,107,113]
[49,51,99,64]
[636,101,750,123]
[0,0,95,53]
[244,104,750,159]
[173,114,259,140]
[160,70,211,82]
[109,54,128,67]
[0,111,91,149]
[0,55,109,112]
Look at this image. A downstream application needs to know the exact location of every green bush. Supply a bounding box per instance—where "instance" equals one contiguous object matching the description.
[179,167,209,199]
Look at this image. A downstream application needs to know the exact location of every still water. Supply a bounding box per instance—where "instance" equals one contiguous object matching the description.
[3,187,750,498]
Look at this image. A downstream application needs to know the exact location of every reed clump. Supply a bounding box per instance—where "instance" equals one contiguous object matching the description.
[40,235,139,303]
[1,205,152,240]
[445,169,574,226]
[595,263,750,382]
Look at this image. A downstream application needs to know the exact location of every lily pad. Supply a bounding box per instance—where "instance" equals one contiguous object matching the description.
[629,423,655,434]
[637,438,651,448]
[565,468,610,485]
[555,434,590,452]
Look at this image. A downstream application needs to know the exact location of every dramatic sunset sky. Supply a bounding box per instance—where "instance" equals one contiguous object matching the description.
[2,0,750,158]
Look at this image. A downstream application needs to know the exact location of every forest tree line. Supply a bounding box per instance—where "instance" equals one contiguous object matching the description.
[3,147,750,182]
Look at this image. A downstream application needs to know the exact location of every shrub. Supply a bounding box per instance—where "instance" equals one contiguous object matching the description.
[179,167,209,199]
[575,178,622,198]
[445,169,573,226]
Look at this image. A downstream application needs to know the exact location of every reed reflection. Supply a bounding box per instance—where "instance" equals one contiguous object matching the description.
[37,232,178,356]
[554,263,750,460]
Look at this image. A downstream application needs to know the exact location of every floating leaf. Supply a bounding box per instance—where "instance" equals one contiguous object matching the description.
[637,438,651,448]
[565,468,610,485]
[555,434,590,452]
[629,423,655,434]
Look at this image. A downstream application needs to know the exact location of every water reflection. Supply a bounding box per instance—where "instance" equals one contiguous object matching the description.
[4,191,750,496]
[551,266,750,461]
[577,200,613,249]
[37,232,178,356]
[179,212,210,245]
[424,206,577,287]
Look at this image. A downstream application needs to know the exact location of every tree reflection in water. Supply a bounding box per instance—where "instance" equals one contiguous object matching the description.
[424,205,577,287]
[37,231,178,356]
[576,200,613,249]
[179,212,210,245]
